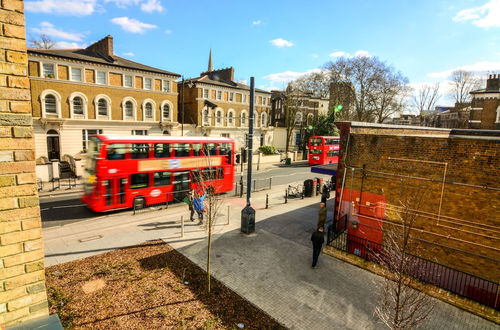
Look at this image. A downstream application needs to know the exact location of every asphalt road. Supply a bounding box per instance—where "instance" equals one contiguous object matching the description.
[40,164,332,228]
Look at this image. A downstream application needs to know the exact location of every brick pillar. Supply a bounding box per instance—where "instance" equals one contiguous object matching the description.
[0,0,49,326]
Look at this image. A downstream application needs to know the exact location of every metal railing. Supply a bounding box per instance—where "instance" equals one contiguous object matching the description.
[233,176,273,196]
[329,232,500,310]
[133,189,190,215]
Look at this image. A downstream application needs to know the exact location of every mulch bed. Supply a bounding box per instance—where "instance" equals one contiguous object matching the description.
[45,240,285,329]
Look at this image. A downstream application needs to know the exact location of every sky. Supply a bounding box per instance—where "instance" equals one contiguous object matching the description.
[24,0,500,106]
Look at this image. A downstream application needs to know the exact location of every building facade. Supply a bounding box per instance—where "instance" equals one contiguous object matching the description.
[270,89,329,151]
[28,36,180,162]
[179,54,272,150]
[469,74,500,130]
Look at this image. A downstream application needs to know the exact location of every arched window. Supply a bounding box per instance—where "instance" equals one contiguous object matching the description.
[261,112,267,127]
[162,104,170,120]
[241,111,247,126]
[307,113,314,126]
[69,92,88,118]
[216,109,223,126]
[203,108,210,125]
[45,95,57,114]
[125,101,133,118]
[145,103,153,119]
[98,99,108,116]
[72,97,83,115]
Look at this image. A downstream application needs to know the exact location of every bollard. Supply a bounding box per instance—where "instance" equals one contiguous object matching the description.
[266,194,269,209]
[239,176,244,198]
[285,189,288,204]
[181,216,184,238]
[226,205,230,225]
[253,179,256,192]
[269,177,272,190]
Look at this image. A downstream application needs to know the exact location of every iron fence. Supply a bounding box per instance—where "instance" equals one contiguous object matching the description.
[329,232,500,310]
[233,176,272,196]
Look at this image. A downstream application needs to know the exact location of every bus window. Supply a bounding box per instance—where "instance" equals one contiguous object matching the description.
[310,149,322,154]
[154,143,170,158]
[131,173,149,189]
[191,169,201,183]
[325,138,339,145]
[131,143,149,159]
[107,143,127,160]
[192,143,202,156]
[154,171,171,186]
[327,150,339,157]
[217,167,224,179]
[310,138,323,146]
[202,168,216,180]
[174,143,190,157]
[220,143,232,165]
[203,143,217,156]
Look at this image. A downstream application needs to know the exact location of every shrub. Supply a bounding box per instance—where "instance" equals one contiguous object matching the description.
[259,145,277,155]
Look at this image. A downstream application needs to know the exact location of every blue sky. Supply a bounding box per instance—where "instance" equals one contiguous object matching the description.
[25,0,500,104]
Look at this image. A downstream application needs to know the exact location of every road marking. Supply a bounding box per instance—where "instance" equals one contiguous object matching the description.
[52,204,85,209]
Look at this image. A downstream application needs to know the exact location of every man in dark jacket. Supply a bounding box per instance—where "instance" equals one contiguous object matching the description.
[311,227,325,268]
[317,202,327,229]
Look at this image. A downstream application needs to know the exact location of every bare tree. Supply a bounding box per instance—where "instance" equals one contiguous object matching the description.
[374,197,435,329]
[281,86,302,157]
[192,152,226,294]
[29,34,56,49]
[292,71,331,98]
[324,56,409,123]
[412,83,440,124]
[449,70,480,105]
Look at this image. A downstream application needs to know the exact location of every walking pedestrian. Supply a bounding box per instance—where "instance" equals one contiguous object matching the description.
[320,184,330,204]
[311,227,325,268]
[193,191,206,225]
[317,202,327,229]
[183,190,195,221]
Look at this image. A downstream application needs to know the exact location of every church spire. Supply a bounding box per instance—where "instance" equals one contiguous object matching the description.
[208,49,213,72]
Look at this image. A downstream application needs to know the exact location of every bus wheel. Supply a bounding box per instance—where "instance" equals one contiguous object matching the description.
[133,197,145,210]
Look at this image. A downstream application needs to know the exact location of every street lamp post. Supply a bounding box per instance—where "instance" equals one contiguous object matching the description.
[181,76,185,136]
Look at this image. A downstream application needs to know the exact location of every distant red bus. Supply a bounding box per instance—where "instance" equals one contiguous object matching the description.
[308,136,340,165]
[81,135,235,212]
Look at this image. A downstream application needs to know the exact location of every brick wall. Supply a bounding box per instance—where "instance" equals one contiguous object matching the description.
[0,0,49,326]
[335,122,500,283]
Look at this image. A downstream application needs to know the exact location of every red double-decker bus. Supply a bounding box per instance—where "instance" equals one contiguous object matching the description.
[81,134,235,212]
[308,136,340,165]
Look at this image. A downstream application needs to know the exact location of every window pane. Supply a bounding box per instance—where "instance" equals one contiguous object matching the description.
[73,97,83,114]
[145,103,153,118]
[71,68,82,81]
[124,75,133,87]
[310,138,322,146]
[203,143,217,156]
[45,95,57,113]
[162,104,170,119]
[125,101,133,117]
[173,143,190,157]
[203,89,209,98]
[131,173,149,189]
[154,143,170,158]
[241,113,246,125]
[154,171,171,186]
[217,91,222,100]
[145,78,152,90]
[192,143,202,156]
[107,143,127,160]
[163,80,170,92]
[98,99,107,116]
[43,64,54,77]
[96,71,106,84]
[131,143,149,159]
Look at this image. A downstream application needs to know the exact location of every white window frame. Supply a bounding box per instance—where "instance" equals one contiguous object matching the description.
[40,89,62,118]
[162,80,171,92]
[69,92,88,119]
[227,109,235,127]
[142,98,156,121]
[215,108,224,127]
[132,130,148,136]
[122,97,137,121]
[70,67,83,82]
[82,129,103,151]
[240,110,248,127]
[160,100,173,122]
[96,71,107,85]
[261,112,267,127]
[41,62,56,79]
[243,94,247,104]
[124,75,133,88]
[216,90,222,100]
[229,92,234,102]
[203,107,211,126]
[144,77,153,90]
[94,94,111,120]
[203,88,209,99]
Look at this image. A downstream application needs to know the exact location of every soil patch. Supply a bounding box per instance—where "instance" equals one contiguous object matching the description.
[46,240,284,329]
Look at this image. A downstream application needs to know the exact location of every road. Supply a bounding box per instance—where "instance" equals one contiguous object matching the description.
[40,164,332,228]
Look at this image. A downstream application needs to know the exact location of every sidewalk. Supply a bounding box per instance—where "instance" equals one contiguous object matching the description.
[42,185,497,329]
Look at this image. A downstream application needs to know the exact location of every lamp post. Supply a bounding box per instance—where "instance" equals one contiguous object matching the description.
[181,76,185,136]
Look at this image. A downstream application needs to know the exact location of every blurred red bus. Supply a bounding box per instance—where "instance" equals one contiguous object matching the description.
[308,136,340,165]
[81,134,234,212]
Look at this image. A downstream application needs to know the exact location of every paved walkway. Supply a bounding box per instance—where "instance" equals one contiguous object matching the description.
[42,184,497,329]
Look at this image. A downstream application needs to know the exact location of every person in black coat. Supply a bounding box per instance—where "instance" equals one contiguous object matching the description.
[310,227,325,268]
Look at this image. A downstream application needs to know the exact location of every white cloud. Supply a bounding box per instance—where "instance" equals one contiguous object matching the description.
[164,29,172,34]
[54,41,86,49]
[263,68,324,85]
[329,50,372,58]
[252,20,262,25]
[427,61,500,79]
[32,21,85,41]
[110,17,157,33]
[25,0,98,16]
[104,0,141,8]
[269,38,294,48]
[453,0,500,28]
[141,0,164,13]
[123,52,135,57]
[238,79,248,85]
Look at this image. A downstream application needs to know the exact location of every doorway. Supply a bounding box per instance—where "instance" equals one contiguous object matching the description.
[46,129,60,160]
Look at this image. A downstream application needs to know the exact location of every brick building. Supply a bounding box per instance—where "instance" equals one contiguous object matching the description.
[28,36,180,162]
[331,122,499,311]
[469,74,500,129]
[0,0,49,326]
[179,52,272,149]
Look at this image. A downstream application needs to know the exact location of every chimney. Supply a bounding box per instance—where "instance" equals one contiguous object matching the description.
[86,35,114,58]
[486,73,500,91]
